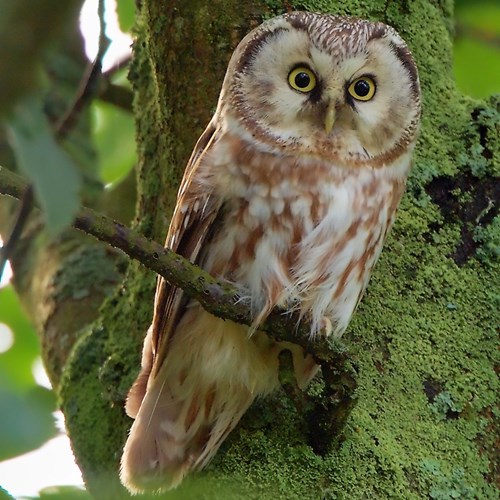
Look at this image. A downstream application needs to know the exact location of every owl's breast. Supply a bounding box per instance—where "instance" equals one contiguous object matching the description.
[200,132,409,332]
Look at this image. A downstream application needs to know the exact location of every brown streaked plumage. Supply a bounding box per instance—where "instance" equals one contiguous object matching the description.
[121,11,421,493]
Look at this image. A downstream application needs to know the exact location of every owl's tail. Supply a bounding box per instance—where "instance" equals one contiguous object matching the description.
[120,307,282,494]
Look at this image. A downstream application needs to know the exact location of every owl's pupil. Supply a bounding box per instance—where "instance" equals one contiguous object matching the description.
[295,72,311,88]
[354,80,370,97]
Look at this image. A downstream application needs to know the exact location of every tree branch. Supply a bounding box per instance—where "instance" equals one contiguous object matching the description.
[55,0,112,138]
[97,82,133,112]
[0,184,33,280]
[0,165,339,364]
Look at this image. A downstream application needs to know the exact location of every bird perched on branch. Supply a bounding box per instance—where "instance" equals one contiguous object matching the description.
[121,11,420,493]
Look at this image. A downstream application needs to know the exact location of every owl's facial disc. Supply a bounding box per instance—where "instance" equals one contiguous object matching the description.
[227,13,420,164]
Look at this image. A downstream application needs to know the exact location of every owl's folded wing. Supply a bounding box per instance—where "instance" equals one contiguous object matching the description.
[126,119,223,416]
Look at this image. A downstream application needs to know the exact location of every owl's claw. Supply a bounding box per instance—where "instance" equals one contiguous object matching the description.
[319,316,333,336]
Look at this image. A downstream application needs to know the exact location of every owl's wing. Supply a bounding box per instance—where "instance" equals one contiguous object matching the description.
[125,120,222,417]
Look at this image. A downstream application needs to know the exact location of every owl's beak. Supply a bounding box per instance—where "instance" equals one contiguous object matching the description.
[324,103,336,134]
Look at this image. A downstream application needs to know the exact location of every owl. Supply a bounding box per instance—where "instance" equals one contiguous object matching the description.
[120,12,420,493]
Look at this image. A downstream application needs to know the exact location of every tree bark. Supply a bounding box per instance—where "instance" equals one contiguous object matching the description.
[1,0,498,498]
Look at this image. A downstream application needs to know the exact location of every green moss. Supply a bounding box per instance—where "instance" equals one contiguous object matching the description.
[475,216,500,263]
[51,244,123,302]
[60,324,131,498]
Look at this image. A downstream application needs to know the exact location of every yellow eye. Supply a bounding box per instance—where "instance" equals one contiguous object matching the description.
[348,76,376,101]
[288,66,317,93]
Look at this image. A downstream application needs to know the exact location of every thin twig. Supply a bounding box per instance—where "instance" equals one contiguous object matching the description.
[55,0,112,137]
[98,83,133,112]
[97,54,133,111]
[455,24,500,50]
[102,55,132,79]
[0,185,33,280]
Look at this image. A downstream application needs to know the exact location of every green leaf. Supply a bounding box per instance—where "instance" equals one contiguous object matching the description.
[454,0,500,98]
[0,486,15,500]
[92,101,136,185]
[36,485,91,499]
[454,37,500,98]
[0,385,57,461]
[115,0,135,33]
[0,286,40,390]
[0,285,57,460]
[7,96,81,235]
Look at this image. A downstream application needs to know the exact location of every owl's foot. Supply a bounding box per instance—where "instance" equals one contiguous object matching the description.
[319,316,333,336]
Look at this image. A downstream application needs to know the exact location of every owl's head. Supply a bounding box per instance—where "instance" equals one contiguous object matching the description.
[220,12,421,167]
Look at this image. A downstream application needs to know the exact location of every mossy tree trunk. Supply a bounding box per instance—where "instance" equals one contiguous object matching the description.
[1,0,498,498]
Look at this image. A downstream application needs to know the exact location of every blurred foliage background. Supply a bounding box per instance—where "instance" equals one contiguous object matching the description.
[0,0,498,498]
[454,0,500,97]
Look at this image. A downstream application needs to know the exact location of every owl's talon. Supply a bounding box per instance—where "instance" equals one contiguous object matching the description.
[319,317,333,336]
